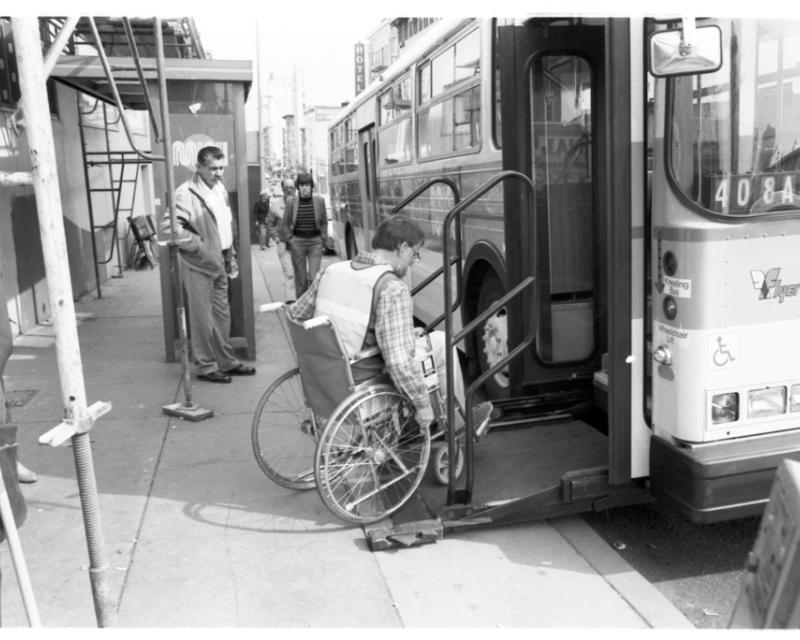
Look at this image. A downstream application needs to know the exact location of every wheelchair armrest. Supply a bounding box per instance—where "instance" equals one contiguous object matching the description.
[258,302,285,313]
[351,346,380,362]
[303,315,331,330]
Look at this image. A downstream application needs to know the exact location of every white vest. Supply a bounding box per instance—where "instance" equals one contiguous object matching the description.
[316,261,393,358]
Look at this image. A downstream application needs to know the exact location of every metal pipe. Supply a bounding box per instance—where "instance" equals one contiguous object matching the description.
[42,16,80,78]
[0,170,33,186]
[86,17,164,162]
[121,17,161,140]
[11,17,115,627]
[0,462,41,626]
[155,18,193,407]
[76,93,104,299]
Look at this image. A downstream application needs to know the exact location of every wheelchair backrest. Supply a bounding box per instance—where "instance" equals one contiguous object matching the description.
[285,313,356,419]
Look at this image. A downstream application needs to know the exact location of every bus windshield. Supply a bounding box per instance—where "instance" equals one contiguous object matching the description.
[668,19,800,216]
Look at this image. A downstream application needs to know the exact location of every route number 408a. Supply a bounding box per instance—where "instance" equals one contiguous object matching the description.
[715,175,798,212]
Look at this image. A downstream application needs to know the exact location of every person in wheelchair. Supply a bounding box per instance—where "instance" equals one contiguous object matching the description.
[288,214,491,437]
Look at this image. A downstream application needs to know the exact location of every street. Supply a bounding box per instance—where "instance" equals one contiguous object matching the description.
[582,502,761,628]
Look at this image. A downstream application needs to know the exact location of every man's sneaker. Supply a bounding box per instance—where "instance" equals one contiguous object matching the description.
[472,401,494,442]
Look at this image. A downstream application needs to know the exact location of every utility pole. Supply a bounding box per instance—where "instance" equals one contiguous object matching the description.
[255,19,266,191]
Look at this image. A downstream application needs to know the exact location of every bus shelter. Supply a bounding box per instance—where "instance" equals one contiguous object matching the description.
[52,56,255,361]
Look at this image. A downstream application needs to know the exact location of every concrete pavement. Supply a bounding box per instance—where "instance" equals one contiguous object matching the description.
[0,245,694,628]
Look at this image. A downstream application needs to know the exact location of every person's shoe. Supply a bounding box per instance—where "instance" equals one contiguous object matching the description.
[198,370,232,383]
[17,461,38,484]
[473,401,494,442]
[223,364,256,376]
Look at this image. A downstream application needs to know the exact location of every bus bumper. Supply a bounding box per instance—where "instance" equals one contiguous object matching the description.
[649,431,800,524]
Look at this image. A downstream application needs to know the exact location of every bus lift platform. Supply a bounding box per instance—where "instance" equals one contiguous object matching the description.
[363,406,653,551]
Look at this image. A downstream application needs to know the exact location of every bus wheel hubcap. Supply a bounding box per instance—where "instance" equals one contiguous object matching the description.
[482,312,509,387]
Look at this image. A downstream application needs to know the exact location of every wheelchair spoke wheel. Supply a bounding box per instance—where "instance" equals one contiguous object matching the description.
[251,367,318,490]
[315,385,430,524]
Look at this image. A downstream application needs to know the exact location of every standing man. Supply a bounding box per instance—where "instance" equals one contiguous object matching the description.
[163,145,255,383]
[283,172,328,298]
[252,189,271,250]
[265,178,297,302]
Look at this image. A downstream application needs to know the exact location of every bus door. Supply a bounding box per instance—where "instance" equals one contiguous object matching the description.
[358,126,379,240]
[498,21,607,411]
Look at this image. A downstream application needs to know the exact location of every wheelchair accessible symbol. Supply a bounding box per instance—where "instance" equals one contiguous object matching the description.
[709,333,739,370]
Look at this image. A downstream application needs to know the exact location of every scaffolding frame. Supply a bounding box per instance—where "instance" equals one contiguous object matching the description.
[0,16,205,627]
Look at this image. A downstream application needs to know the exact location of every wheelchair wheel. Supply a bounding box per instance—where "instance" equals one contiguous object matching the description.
[431,441,464,486]
[251,367,318,490]
[314,385,430,524]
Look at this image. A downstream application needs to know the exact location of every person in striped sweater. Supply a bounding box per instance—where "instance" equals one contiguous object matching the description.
[283,172,329,298]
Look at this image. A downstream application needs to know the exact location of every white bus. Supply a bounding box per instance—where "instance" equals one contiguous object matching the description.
[328,17,800,534]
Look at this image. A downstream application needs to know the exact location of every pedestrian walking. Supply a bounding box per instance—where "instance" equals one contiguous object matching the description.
[265,178,297,302]
[283,172,328,298]
[253,189,271,250]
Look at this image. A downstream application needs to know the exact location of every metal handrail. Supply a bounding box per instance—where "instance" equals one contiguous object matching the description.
[391,176,464,328]
[439,170,538,506]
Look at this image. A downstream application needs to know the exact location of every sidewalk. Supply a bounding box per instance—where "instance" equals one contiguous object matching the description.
[0,245,693,628]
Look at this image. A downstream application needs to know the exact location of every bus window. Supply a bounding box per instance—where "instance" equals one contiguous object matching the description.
[454,28,481,82]
[531,54,595,363]
[419,62,431,104]
[432,46,455,95]
[379,119,412,164]
[418,86,481,158]
[667,20,800,215]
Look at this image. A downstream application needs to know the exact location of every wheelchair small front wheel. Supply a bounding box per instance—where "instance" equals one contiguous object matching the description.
[315,385,430,524]
[431,441,464,486]
[251,367,318,490]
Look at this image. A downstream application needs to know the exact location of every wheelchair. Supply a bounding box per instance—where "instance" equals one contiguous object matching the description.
[251,302,464,524]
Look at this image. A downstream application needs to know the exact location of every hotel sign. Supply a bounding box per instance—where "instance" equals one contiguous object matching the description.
[354,42,366,95]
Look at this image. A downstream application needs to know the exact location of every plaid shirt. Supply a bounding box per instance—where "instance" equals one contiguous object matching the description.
[289,252,431,413]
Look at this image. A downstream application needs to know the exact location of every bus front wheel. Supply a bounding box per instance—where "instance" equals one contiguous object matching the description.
[476,272,510,400]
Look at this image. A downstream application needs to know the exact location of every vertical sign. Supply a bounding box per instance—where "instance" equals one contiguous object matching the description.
[354,42,366,96]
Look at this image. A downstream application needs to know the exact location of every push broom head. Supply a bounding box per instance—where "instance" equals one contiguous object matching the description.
[162,402,214,422]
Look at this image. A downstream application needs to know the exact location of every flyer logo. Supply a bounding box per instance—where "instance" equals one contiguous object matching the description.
[750,267,800,302]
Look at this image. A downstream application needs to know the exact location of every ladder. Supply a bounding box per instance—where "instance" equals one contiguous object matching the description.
[77,98,151,289]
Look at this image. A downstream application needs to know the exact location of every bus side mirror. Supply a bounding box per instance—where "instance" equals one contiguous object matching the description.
[649,24,722,77]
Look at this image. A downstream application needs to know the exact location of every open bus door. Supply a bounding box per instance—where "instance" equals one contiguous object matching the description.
[497,19,634,485]
[364,20,647,549]
[355,125,379,255]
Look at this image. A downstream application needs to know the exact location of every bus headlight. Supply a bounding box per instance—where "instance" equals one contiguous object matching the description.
[791,385,800,412]
[748,387,787,418]
[711,392,739,424]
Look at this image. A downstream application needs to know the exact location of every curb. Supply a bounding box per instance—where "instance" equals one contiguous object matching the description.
[552,515,695,628]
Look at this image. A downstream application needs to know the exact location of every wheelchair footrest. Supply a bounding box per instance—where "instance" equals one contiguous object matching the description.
[363,491,443,550]
[364,518,443,551]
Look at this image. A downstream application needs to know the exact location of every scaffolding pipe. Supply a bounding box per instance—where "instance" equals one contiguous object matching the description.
[86,17,164,162]
[43,16,80,78]
[11,17,115,627]
[121,16,161,140]
[0,171,33,187]
[155,18,194,409]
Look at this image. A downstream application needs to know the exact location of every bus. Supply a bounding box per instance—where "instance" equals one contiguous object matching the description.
[327,17,800,539]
